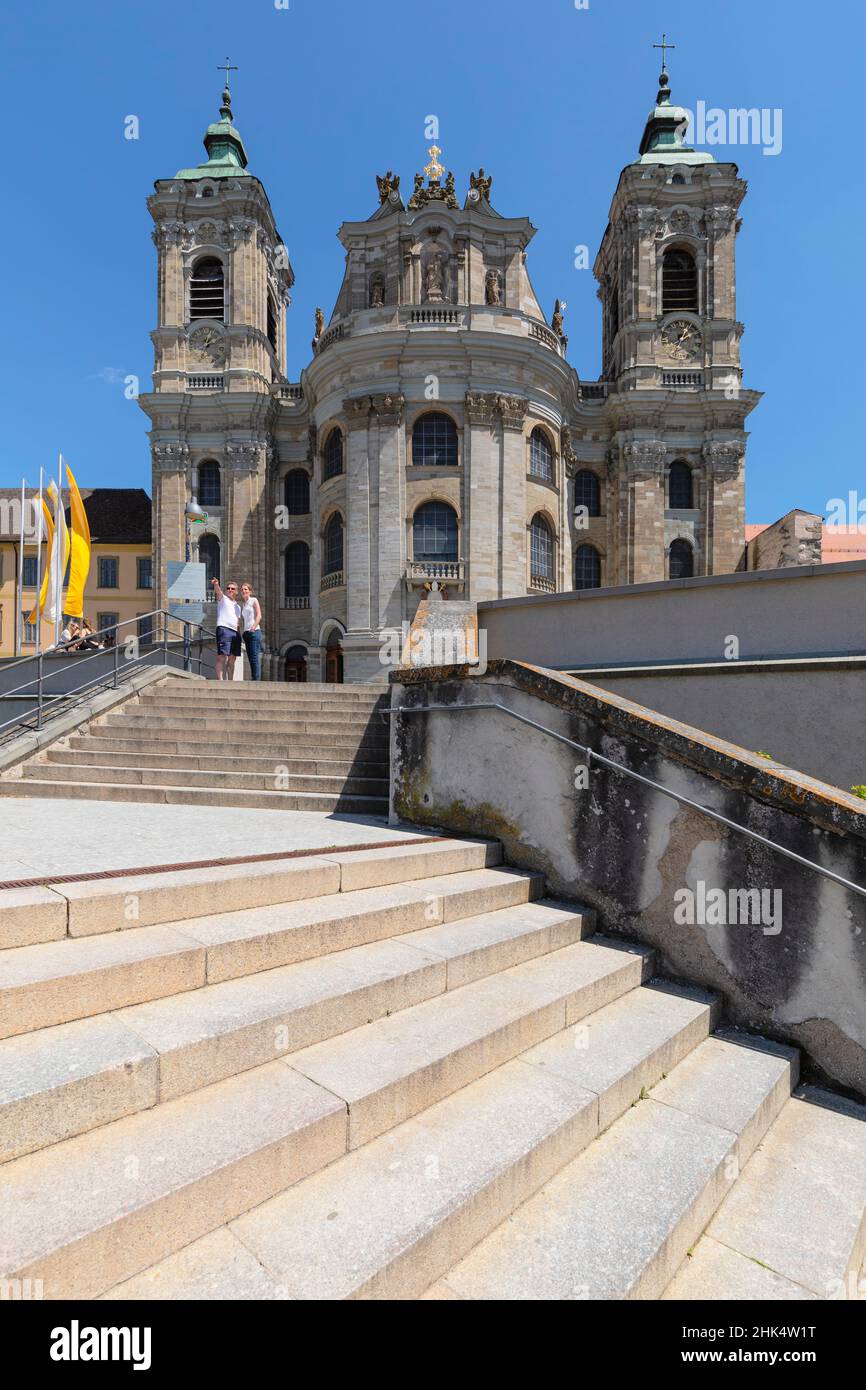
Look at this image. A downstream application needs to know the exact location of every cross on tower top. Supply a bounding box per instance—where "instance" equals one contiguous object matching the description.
[652,32,675,74]
[217,57,238,90]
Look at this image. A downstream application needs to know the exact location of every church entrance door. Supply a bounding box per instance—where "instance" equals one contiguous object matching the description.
[325,633,343,684]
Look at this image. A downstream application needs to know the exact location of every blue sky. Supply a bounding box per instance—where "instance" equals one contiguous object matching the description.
[3,0,863,522]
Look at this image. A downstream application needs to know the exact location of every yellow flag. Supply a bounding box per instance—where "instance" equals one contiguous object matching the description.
[26,497,55,626]
[65,465,92,620]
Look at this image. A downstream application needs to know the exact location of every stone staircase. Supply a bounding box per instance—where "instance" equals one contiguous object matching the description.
[2,678,390,815]
[1,835,863,1301]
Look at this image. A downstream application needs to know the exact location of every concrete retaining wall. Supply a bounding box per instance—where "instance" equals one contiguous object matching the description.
[583,660,866,792]
[390,660,866,1098]
[478,560,866,668]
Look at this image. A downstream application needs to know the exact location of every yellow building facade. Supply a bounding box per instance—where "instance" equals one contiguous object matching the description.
[0,488,153,656]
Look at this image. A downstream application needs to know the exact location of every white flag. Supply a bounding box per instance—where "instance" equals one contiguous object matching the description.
[44,482,69,626]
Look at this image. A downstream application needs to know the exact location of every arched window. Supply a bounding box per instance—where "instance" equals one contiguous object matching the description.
[669,461,694,509]
[574,544,601,590]
[662,249,698,314]
[529,428,554,482]
[412,412,458,467]
[671,172,686,185]
[284,470,310,515]
[574,470,601,517]
[284,542,310,598]
[529,514,554,581]
[323,429,344,481]
[197,460,221,508]
[189,257,224,321]
[323,513,344,576]
[669,538,694,580]
[198,534,220,591]
[267,294,278,353]
[413,501,458,562]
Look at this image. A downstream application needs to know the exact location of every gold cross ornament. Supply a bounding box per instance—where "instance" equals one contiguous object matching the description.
[424,145,445,181]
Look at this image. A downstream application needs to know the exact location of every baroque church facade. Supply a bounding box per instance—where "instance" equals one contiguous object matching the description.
[142,64,760,681]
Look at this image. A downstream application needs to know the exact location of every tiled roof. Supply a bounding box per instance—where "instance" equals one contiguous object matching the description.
[0,487,151,543]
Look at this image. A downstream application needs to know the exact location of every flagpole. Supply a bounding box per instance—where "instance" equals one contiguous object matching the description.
[15,479,25,657]
[35,467,44,656]
[55,452,64,648]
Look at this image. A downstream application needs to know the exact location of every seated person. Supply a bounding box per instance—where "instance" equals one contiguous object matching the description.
[76,619,103,651]
[59,621,82,652]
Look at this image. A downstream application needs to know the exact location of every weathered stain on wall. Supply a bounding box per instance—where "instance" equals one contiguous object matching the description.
[390,659,866,1097]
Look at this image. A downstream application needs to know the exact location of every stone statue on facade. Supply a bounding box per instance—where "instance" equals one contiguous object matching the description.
[375,170,400,203]
[470,168,493,201]
[425,254,445,302]
[552,299,565,337]
[485,269,501,305]
[370,276,385,307]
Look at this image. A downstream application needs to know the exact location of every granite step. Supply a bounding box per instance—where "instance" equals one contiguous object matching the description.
[67,731,389,757]
[103,711,384,731]
[0,780,389,814]
[663,1086,866,1301]
[0,865,542,1037]
[0,835,499,938]
[157,680,387,697]
[137,695,387,713]
[100,977,720,1302]
[23,763,390,796]
[0,898,590,1163]
[1,935,651,1300]
[432,1033,797,1300]
[44,748,386,776]
[0,1061,348,1299]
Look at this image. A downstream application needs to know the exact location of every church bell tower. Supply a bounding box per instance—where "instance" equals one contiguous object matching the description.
[139,66,294,624]
[592,47,761,581]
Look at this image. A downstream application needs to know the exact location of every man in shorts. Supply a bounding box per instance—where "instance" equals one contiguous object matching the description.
[211,577,242,680]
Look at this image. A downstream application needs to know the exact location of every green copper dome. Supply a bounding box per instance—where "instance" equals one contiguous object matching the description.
[175,84,251,180]
[638,69,714,166]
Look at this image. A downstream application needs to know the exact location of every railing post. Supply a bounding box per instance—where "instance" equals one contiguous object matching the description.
[183,622,191,673]
[162,612,169,669]
[36,653,44,729]
[113,637,119,689]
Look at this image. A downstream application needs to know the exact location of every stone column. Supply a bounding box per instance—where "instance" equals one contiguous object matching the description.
[370,393,405,634]
[498,395,529,597]
[151,444,189,610]
[308,425,322,661]
[560,428,576,591]
[263,449,280,679]
[341,399,383,681]
[345,399,372,634]
[226,442,269,599]
[622,440,667,583]
[707,206,738,321]
[703,440,745,574]
[465,392,501,603]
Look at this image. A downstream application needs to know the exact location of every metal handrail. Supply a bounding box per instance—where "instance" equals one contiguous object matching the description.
[0,609,217,739]
[386,697,866,900]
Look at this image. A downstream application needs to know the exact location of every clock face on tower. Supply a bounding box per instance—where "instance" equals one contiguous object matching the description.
[661,319,701,363]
